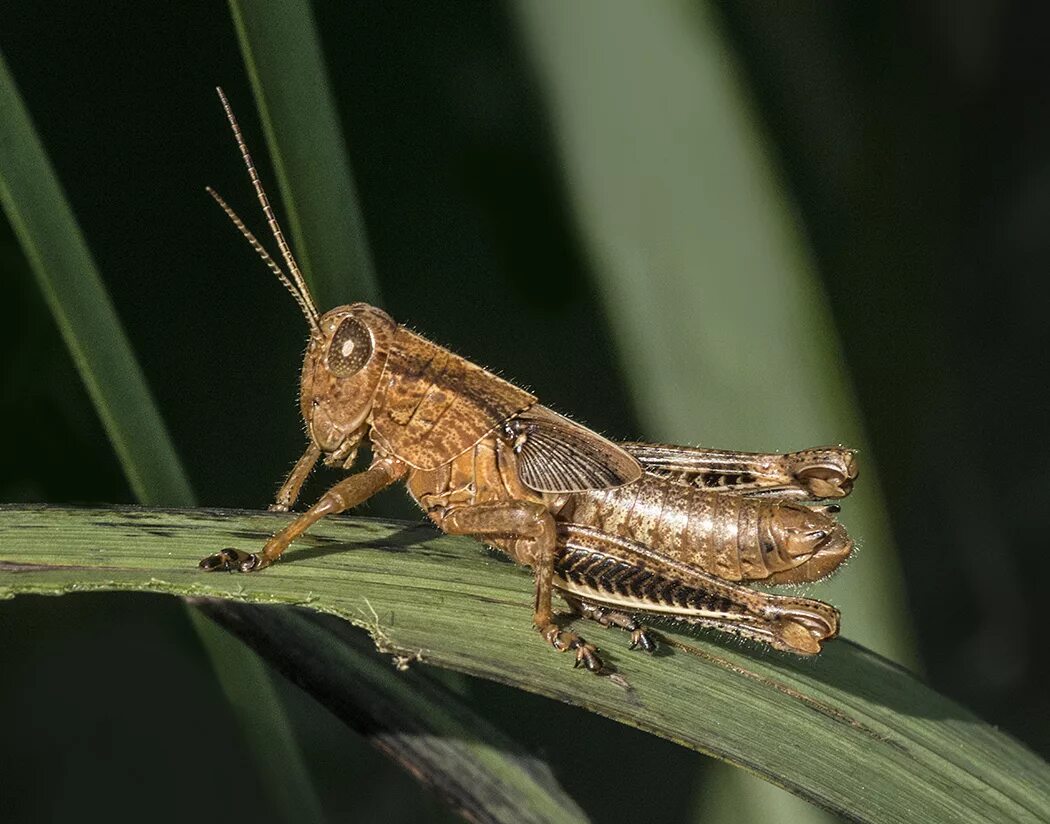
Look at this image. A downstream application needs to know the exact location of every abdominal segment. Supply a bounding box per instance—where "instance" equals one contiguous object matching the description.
[561,474,850,584]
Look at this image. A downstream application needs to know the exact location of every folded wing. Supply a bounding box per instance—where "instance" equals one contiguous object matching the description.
[509,405,643,493]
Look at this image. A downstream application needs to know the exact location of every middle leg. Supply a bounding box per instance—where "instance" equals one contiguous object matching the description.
[561,593,657,653]
[438,501,603,672]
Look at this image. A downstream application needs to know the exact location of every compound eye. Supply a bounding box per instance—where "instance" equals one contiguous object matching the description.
[326,317,373,376]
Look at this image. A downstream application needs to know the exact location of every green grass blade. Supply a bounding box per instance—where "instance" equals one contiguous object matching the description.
[185,608,328,824]
[2,505,1047,824]
[0,51,324,824]
[228,0,379,308]
[193,599,590,824]
[0,51,192,509]
[514,2,915,819]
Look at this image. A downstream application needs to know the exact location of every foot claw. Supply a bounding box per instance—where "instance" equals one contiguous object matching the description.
[543,625,567,650]
[629,628,657,653]
[575,643,603,673]
[539,623,603,673]
[199,547,261,573]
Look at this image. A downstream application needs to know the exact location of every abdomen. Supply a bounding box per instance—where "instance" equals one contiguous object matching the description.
[560,475,788,582]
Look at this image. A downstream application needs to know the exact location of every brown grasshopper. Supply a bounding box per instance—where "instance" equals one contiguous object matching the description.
[200,89,858,673]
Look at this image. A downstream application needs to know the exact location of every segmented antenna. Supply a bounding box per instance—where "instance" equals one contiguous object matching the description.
[212,86,321,328]
[205,187,319,328]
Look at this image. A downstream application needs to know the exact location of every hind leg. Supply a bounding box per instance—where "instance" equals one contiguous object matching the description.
[619,443,857,500]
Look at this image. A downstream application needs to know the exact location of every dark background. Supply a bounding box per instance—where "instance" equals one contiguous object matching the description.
[2,3,1048,822]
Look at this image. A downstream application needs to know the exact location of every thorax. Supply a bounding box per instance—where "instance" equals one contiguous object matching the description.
[400,432,563,524]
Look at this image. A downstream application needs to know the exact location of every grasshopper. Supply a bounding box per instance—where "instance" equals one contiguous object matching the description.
[200,89,858,673]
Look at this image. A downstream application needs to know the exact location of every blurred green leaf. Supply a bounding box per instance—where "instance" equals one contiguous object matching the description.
[193,599,589,824]
[0,49,326,824]
[515,2,915,819]
[3,504,1048,824]
[515,0,907,664]
[0,51,192,509]
[185,609,328,824]
[228,0,379,308]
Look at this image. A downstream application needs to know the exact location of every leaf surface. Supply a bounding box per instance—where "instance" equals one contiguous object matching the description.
[2,504,1046,824]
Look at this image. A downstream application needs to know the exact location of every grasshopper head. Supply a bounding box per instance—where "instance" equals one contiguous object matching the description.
[300,303,397,464]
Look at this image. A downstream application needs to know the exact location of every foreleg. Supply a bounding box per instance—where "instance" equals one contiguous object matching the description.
[200,457,405,572]
[268,442,322,512]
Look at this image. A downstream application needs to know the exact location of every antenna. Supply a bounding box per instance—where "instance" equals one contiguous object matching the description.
[213,86,321,327]
[205,186,319,328]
